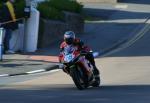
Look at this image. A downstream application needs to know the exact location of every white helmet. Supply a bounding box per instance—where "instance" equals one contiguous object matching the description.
[64,31,75,45]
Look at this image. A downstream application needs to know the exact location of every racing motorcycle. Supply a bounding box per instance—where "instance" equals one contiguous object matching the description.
[59,45,100,90]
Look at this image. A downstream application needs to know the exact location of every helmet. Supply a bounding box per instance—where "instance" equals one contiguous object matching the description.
[64,31,75,45]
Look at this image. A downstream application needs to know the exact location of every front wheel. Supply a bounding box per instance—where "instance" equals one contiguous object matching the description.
[70,67,87,90]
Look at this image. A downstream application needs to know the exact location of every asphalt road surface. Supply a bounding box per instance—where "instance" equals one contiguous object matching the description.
[1,26,150,103]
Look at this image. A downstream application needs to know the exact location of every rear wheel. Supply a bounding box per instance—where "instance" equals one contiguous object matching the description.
[92,76,100,87]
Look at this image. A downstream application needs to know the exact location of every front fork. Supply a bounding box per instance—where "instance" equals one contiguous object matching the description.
[78,57,93,75]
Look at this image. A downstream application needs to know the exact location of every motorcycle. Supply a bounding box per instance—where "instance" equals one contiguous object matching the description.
[59,45,100,90]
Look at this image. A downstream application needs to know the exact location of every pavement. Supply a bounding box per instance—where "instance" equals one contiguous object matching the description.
[0,2,150,77]
[0,54,58,77]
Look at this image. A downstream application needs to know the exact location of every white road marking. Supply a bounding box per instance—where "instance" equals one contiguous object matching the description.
[49,69,60,73]
[115,4,128,9]
[27,69,46,74]
[85,19,146,23]
[0,74,9,77]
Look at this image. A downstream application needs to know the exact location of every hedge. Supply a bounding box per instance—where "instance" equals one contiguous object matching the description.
[37,0,83,20]
[47,0,83,13]
[37,1,64,20]
[14,0,26,18]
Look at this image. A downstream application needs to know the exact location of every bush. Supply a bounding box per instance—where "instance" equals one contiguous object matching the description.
[0,1,3,9]
[37,0,83,20]
[48,0,83,13]
[14,0,26,18]
[37,2,64,20]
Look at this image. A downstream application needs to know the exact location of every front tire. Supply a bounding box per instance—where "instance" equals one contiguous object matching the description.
[70,67,87,90]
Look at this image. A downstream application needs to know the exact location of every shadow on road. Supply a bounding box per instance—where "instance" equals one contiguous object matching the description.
[6,6,149,62]
[118,0,150,5]
[0,85,150,103]
[83,7,150,58]
[84,8,150,20]
[31,8,150,57]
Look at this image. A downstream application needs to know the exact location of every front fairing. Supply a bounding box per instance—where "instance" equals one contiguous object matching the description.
[60,45,80,64]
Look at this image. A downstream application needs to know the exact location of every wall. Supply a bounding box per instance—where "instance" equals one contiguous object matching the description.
[38,12,84,48]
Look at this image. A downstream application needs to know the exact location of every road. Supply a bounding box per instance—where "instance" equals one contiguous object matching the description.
[1,1,150,103]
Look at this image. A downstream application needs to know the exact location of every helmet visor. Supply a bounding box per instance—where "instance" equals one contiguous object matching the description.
[65,38,74,45]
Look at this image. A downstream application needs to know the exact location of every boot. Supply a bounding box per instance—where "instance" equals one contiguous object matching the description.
[92,66,100,87]
[93,66,100,77]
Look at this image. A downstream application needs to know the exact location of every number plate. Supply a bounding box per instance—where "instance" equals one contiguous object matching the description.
[64,54,74,62]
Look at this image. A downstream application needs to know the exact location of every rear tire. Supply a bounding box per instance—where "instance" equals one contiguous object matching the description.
[92,76,100,87]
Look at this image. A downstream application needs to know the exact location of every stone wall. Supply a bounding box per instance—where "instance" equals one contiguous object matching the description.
[38,12,84,48]
[64,12,84,34]
[38,20,67,48]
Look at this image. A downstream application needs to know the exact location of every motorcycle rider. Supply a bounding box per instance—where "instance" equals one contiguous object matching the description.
[59,31,100,78]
